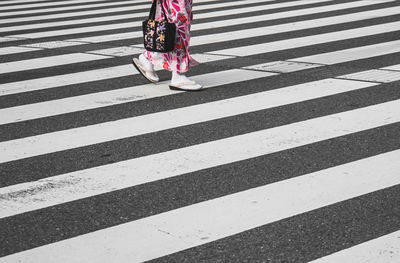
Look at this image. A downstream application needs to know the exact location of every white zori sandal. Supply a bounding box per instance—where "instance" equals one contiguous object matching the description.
[132,55,159,83]
[169,72,202,91]
[169,81,203,91]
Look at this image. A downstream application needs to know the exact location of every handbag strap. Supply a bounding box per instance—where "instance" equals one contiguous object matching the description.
[149,0,169,21]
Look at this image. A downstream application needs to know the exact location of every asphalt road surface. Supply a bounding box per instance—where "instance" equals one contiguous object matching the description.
[0,0,400,262]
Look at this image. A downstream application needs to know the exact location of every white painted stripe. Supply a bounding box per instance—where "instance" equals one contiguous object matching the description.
[0,57,387,126]
[4,19,400,98]
[292,40,400,65]
[0,0,152,17]
[338,69,400,83]
[0,0,55,5]
[1,95,399,219]
[0,53,234,96]
[0,5,158,27]
[209,21,400,57]
[0,65,133,96]
[0,46,42,56]
[0,0,138,11]
[243,60,323,72]
[194,5,400,31]
[247,41,400,75]
[311,230,400,263]
[0,68,276,124]
[1,13,138,34]
[195,0,333,20]
[85,46,145,57]
[382,65,400,71]
[0,0,221,25]
[11,0,390,50]
[0,0,276,33]
[5,0,329,39]
[0,53,109,75]
[2,26,399,97]
[1,150,399,263]
[0,53,392,126]
[20,0,381,47]
[0,72,376,126]
[3,19,399,77]
[0,36,22,42]
[9,2,387,63]
[0,0,217,8]
[19,40,92,49]
[192,17,400,47]
[0,68,271,153]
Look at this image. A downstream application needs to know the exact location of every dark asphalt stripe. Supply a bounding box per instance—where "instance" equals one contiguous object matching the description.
[0,0,350,45]
[0,80,399,186]
[0,0,242,11]
[194,23,400,55]
[0,0,389,53]
[1,4,400,62]
[0,25,398,88]
[194,12,400,38]
[0,0,143,13]
[2,0,393,35]
[0,42,398,117]
[2,6,398,63]
[0,0,133,13]
[0,0,346,34]
[0,43,91,63]
[0,0,75,8]
[0,0,261,28]
[151,184,400,263]
[0,2,150,21]
[1,122,399,257]
[196,0,400,25]
[0,0,295,21]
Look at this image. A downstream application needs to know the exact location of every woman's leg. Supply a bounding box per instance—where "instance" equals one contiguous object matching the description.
[166,0,202,90]
[134,0,201,89]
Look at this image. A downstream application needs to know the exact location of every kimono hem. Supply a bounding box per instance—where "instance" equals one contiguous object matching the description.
[143,0,199,74]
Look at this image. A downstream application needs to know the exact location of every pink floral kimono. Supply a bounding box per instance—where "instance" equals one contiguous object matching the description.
[143,0,199,74]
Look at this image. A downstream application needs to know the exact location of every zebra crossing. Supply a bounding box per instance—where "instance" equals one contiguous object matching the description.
[0,0,400,262]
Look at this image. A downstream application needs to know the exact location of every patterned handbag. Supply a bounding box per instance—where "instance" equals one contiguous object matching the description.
[142,0,176,53]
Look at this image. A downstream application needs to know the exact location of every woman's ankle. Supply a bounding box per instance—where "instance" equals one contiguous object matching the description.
[139,54,154,71]
[171,72,188,83]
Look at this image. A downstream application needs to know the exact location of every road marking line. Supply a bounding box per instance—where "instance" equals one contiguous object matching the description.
[0,68,379,125]
[0,68,276,125]
[3,0,329,39]
[0,0,140,11]
[16,0,378,48]
[0,0,55,5]
[0,0,222,25]
[2,19,399,78]
[310,230,400,263]
[2,0,383,36]
[0,53,110,75]
[1,98,399,219]
[2,27,399,99]
[208,21,400,57]
[292,40,400,65]
[0,0,276,33]
[0,0,158,17]
[382,65,400,71]
[243,61,323,72]
[0,46,43,56]
[338,67,400,83]
[1,149,399,262]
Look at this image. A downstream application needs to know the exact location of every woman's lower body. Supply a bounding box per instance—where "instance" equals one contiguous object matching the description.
[133,0,201,91]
